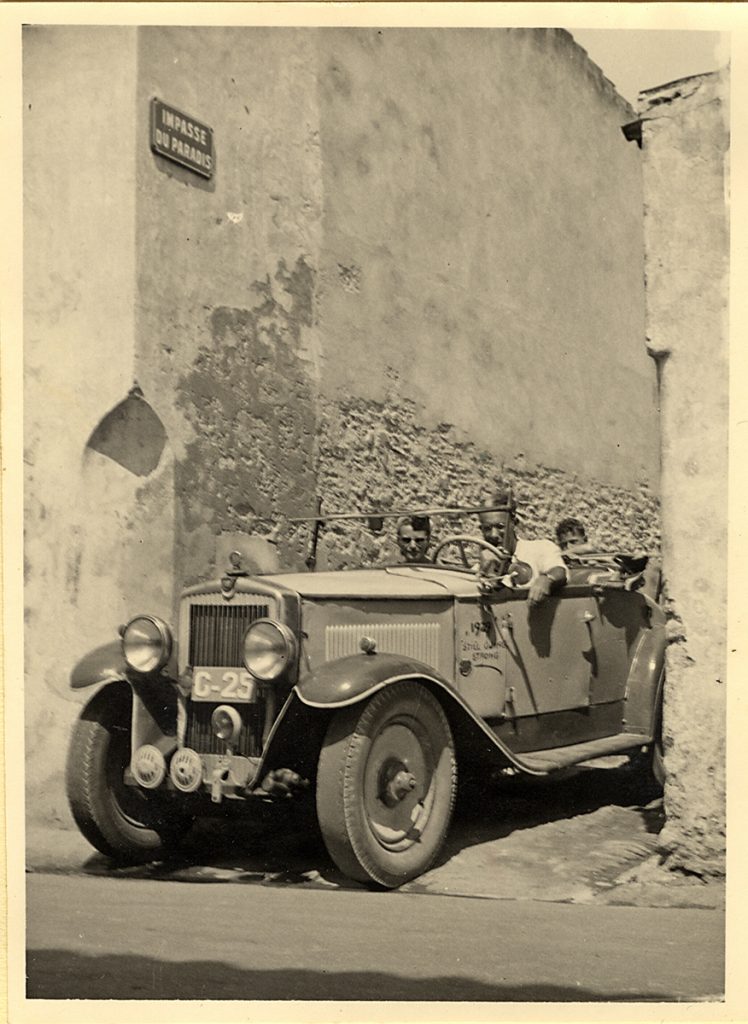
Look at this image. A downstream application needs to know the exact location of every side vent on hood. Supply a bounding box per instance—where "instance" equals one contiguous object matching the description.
[325,622,440,667]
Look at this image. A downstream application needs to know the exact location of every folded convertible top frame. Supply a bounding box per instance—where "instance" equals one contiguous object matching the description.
[289,502,513,524]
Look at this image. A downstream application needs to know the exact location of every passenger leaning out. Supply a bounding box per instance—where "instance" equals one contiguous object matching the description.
[478,484,567,606]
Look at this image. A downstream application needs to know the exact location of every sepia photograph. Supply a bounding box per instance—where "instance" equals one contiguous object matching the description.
[2,2,742,1019]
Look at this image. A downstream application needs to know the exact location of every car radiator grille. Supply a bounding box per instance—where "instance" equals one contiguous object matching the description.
[185,701,265,758]
[188,601,270,667]
[183,597,271,758]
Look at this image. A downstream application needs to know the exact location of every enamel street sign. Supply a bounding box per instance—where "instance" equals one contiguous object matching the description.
[150,98,214,179]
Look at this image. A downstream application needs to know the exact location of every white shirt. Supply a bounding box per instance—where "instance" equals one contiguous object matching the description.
[514,537,568,583]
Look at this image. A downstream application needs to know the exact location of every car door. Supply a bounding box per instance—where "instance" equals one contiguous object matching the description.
[452,596,508,718]
[498,589,596,717]
[584,585,650,707]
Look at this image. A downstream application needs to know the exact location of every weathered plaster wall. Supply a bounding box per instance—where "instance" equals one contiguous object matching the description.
[131,25,657,582]
[24,26,660,832]
[133,27,324,584]
[23,27,166,821]
[25,26,326,822]
[639,71,728,876]
[315,28,656,490]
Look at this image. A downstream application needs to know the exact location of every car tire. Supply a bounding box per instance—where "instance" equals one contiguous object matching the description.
[315,682,457,889]
[66,685,192,862]
[650,703,665,789]
[648,670,666,789]
[631,679,665,791]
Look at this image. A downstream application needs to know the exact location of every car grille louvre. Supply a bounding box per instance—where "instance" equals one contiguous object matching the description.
[325,622,440,666]
[188,602,269,666]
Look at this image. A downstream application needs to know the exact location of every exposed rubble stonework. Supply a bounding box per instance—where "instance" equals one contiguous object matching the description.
[638,70,728,877]
[315,393,660,570]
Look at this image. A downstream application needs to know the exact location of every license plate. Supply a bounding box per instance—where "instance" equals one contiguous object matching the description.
[191,667,258,703]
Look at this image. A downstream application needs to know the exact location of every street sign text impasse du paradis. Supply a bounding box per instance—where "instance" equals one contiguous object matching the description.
[150,99,214,178]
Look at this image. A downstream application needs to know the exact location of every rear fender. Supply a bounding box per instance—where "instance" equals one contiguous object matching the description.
[623,622,666,736]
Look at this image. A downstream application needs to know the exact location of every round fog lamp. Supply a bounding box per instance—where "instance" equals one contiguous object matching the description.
[211,705,243,744]
[131,744,167,789]
[242,619,296,681]
[122,615,172,674]
[170,748,203,793]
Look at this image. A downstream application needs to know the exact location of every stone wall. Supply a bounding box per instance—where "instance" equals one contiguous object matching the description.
[315,392,659,569]
[638,70,728,876]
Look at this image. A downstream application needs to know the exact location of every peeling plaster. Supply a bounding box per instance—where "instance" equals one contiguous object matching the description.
[176,257,318,580]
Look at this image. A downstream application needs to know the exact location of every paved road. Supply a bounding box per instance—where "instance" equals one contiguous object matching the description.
[25,872,724,1002]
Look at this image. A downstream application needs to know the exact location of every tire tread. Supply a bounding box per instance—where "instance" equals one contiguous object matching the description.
[66,687,190,862]
[316,683,456,888]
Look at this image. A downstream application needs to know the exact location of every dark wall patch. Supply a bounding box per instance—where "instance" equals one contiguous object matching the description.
[176,257,318,580]
[85,392,167,477]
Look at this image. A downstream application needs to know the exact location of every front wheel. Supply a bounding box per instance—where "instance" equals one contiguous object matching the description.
[316,682,457,888]
[66,686,192,862]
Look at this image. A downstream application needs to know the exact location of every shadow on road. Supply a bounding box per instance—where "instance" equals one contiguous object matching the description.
[445,759,663,853]
[25,949,681,1002]
[76,760,664,892]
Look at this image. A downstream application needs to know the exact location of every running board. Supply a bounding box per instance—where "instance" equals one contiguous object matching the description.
[514,733,650,774]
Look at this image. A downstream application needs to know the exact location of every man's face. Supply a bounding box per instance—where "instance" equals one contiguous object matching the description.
[397,525,430,563]
[558,527,586,551]
[479,511,515,552]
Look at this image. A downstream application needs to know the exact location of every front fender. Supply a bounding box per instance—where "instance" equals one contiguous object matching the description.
[75,678,179,762]
[293,653,549,777]
[71,643,179,755]
[71,640,128,690]
[296,652,450,708]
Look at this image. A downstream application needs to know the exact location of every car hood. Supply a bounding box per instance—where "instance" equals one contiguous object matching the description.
[260,566,480,599]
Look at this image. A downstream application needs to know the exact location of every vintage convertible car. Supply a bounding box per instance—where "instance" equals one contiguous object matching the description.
[66,511,665,889]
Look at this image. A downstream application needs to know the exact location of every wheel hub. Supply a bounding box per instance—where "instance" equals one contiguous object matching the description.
[381,762,418,808]
[363,719,435,851]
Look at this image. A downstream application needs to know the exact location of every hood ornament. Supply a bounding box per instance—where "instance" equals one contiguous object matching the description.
[221,550,246,600]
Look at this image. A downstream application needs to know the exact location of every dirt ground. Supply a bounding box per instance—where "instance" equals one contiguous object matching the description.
[25,756,724,909]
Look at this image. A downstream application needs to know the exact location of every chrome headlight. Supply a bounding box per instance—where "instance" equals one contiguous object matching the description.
[242,619,296,681]
[122,615,172,673]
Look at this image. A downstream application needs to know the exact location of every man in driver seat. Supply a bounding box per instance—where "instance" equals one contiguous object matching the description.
[396,515,432,564]
[478,484,567,606]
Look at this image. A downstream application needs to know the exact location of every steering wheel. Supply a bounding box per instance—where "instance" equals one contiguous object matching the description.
[431,534,510,572]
